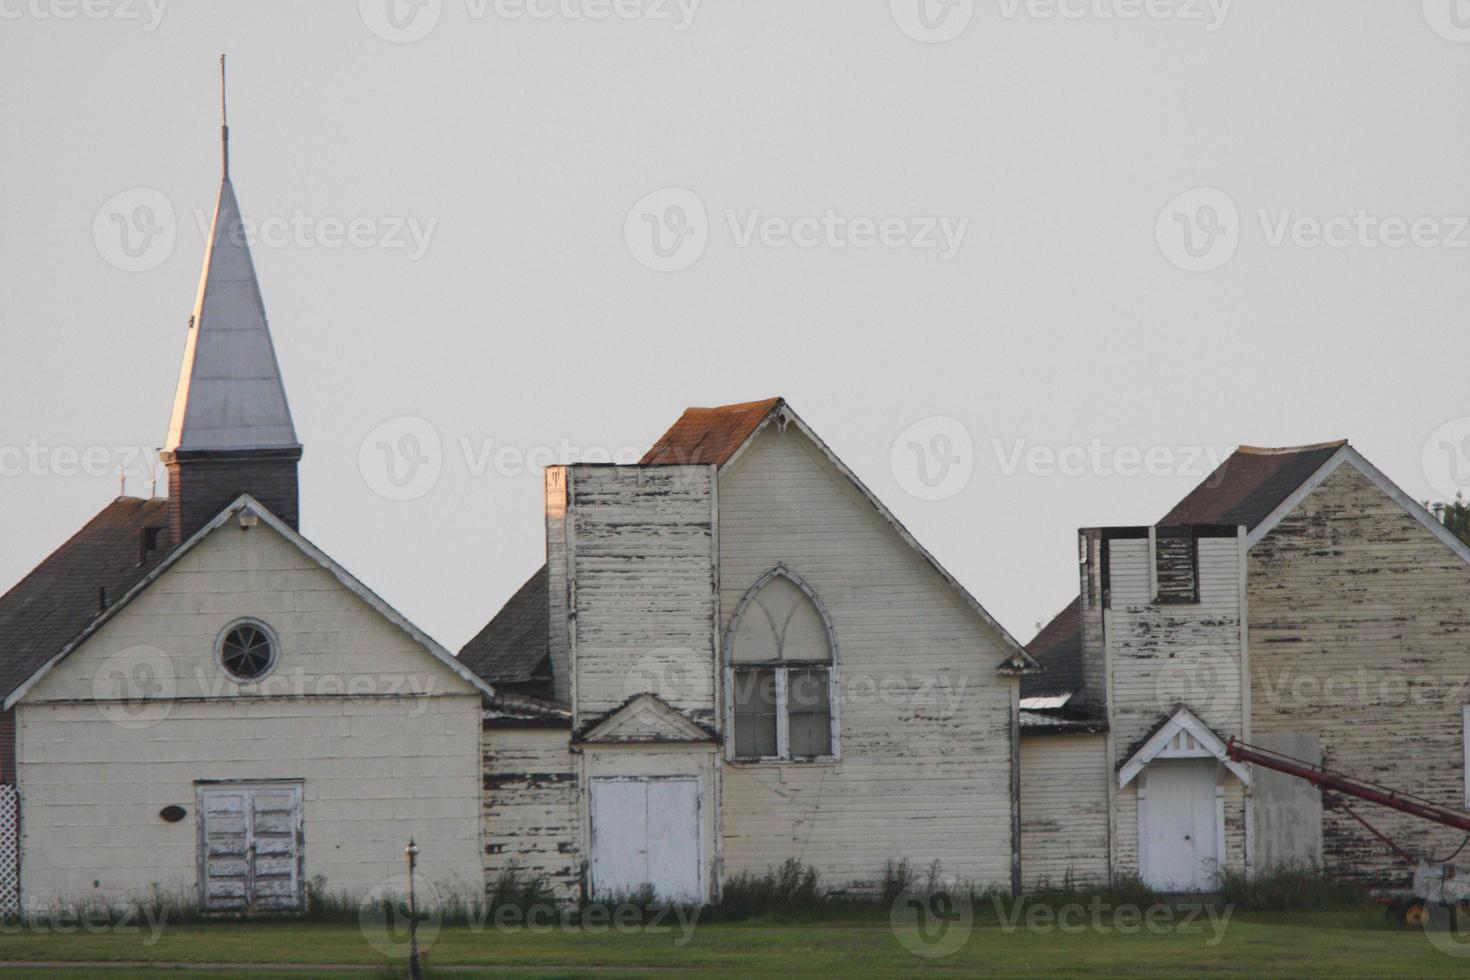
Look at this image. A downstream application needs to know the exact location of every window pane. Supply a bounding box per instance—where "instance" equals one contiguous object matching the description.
[787,668,832,757]
[733,668,778,758]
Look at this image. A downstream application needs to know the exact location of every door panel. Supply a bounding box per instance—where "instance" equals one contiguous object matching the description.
[198,783,303,912]
[1142,762,1218,892]
[590,777,701,903]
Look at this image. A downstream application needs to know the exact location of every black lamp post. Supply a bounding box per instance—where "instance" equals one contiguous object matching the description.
[405,838,422,980]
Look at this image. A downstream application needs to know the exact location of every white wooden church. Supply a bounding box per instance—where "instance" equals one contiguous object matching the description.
[8,104,1467,916]
[0,120,1034,913]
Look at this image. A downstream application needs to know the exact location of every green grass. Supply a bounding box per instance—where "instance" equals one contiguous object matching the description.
[0,904,1463,978]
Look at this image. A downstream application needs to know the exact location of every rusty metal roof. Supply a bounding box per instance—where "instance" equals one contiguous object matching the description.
[640,397,783,465]
[1159,441,1346,530]
[0,497,175,701]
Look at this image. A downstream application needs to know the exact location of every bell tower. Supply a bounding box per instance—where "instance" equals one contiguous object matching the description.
[161,56,301,542]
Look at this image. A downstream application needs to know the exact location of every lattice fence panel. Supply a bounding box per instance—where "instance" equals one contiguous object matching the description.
[0,786,18,915]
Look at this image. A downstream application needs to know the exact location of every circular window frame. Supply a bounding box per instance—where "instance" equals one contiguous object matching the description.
[214,618,280,683]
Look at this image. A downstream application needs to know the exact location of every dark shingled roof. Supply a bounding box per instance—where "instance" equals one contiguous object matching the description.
[457,565,549,685]
[0,497,174,702]
[1159,442,1346,530]
[1024,442,1346,706]
[640,398,782,466]
[1020,597,1083,699]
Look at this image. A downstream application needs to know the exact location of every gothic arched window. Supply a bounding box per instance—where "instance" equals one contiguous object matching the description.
[725,567,837,761]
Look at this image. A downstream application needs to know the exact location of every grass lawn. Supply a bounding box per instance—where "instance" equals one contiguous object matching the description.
[0,905,1462,977]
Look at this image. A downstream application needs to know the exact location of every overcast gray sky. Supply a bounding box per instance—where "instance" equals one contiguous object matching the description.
[3,1,1468,650]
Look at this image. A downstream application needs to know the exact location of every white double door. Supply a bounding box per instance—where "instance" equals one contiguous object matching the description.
[1141,762,1219,892]
[589,777,702,903]
[197,782,304,912]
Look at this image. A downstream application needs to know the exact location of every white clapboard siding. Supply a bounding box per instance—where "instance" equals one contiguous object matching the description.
[481,726,580,901]
[1019,734,1109,888]
[716,425,1017,892]
[1107,536,1245,763]
[565,466,719,726]
[1104,533,1247,883]
[1248,464,1470,888]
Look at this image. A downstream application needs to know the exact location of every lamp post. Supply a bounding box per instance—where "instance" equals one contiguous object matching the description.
[405,838,422,980]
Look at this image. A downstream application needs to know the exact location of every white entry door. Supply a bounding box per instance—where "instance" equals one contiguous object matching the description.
[197,782,304,912]
[1141,762,1218,892]
[589,777,701,903]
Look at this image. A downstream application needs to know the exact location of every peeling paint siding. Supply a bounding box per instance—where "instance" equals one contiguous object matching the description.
[15,520,483,910]
[1019,734,1109,888]
[1107,538,1244,762]
[716,427,1016,892]
[1248,465,1470,888]
[566,466,718,727]
[480,727,579,901]
[1105,536,1248,881]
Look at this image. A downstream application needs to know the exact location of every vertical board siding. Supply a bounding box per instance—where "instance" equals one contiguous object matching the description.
[481,726,580,901]
[1019,734,1109,888]
[567,466,718,726]
[1248,464,1470,888]
[717,427,1016,891]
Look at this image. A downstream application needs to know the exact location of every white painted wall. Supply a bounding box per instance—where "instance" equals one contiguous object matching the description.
[16,520,484,910]
[716,425,1017,892]
[1019,733,1108,888]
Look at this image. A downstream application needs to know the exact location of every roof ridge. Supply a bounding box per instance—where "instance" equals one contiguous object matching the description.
[1236,440,1348,456]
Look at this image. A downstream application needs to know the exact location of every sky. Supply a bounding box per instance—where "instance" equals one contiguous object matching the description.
[2,1,1469,651]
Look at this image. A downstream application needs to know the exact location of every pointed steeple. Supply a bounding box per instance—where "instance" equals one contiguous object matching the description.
[162,58,302,540]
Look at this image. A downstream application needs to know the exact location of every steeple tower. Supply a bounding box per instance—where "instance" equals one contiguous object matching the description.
[161,57,301,541]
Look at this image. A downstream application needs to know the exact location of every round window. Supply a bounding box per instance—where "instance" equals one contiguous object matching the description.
[217,621,278,681]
